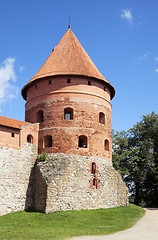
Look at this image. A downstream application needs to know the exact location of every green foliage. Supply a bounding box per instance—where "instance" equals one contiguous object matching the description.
[0,204,145,240]
[112,112,158,207]
[38,152,47,162]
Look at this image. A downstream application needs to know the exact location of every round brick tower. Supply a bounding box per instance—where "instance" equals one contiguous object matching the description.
[21,29,129,213]
[22,29,115,160]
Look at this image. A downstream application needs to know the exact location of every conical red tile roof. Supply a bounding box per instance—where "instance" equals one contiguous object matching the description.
[22,29,115,99]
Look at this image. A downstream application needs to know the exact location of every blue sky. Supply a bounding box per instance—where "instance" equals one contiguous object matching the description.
[0,0,158,131]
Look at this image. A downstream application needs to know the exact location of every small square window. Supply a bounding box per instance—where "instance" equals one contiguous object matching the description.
[88,81,91,86]
[64,108,73,120]
[65,113,71,120]
[67,79,71,83]
[11,133,15,138]
[49,80,52,85]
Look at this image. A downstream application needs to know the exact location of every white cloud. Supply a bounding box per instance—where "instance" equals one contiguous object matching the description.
[0,57,18,106]
[155,68,158,72]
[121,9,133,24]
[19,66,25,72]
[138,52,151,60]
[155,57,158,61]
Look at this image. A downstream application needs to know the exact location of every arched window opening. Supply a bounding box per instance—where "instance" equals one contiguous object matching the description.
[27,135,33,144]
[44,135,52,148]
[99,112,105,124]
[78,135,87,148]
[37,110,44,123]
[91,162,96,174]
[93,178,98,189]
[105,139,109,151]
[64,108,73,120]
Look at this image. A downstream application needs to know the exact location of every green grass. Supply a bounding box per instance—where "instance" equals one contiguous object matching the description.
[0,204,145,240]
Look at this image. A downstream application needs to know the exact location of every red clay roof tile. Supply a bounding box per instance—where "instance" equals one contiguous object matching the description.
[0,115,31,129]
[22,29,115,99]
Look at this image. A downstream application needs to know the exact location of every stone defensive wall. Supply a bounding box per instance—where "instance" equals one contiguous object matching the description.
[0,148,128,216]
[35,153,129,213]
[0,143,38,216]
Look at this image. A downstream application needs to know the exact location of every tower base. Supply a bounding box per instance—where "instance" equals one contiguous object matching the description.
[34,153,129,213]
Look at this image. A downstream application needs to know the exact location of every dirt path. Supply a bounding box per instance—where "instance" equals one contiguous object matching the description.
[69,209,158,240]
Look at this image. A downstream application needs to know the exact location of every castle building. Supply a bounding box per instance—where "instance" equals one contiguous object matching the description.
[0,115,39,149]
[0,28,128,215]
[22,29,115,159]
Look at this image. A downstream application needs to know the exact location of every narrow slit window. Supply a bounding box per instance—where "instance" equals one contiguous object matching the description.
[99,112,105,124]
[91,162,96,174]
[11,133,15,138]
[88,81,91,85]
[49,80,52,85]
[35,84,38,89]
[93,178,98,189]
[105,139,109,151]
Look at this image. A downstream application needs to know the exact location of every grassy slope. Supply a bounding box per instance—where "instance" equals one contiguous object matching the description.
[0,204,145,240]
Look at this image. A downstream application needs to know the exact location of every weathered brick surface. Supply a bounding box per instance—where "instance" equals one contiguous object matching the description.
[0,126,20,149]
[35,153,129,213]
[25,76,112,159]
[20,123,39,146]
[0,123,39,149]
[0,144,38,216]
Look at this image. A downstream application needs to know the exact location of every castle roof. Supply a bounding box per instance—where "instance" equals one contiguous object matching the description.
[22,29,115,100]
[0,115,31,129]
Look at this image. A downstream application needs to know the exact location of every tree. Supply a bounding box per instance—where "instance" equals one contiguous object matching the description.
[112,112,158,207]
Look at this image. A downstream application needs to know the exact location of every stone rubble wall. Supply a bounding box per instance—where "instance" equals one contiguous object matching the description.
[0,148,129,216]
[0,143,38,216]
[35,153,129,213]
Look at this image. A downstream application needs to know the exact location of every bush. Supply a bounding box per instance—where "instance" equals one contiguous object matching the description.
[39,152,47,162]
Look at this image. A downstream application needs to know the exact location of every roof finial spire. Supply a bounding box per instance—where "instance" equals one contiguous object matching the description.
[68,14,71,29]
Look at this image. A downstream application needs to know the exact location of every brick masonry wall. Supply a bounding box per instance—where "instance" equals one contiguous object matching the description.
[0,143,38,216]
[20,123,39,146]
[0,123,39,150]
[25,76,112,159]
[35,153,129,213]
[0,126,20,149]
[25,76,111,103]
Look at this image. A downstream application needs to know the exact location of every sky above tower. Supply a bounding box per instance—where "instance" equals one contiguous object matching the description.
[0,0,158,131]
